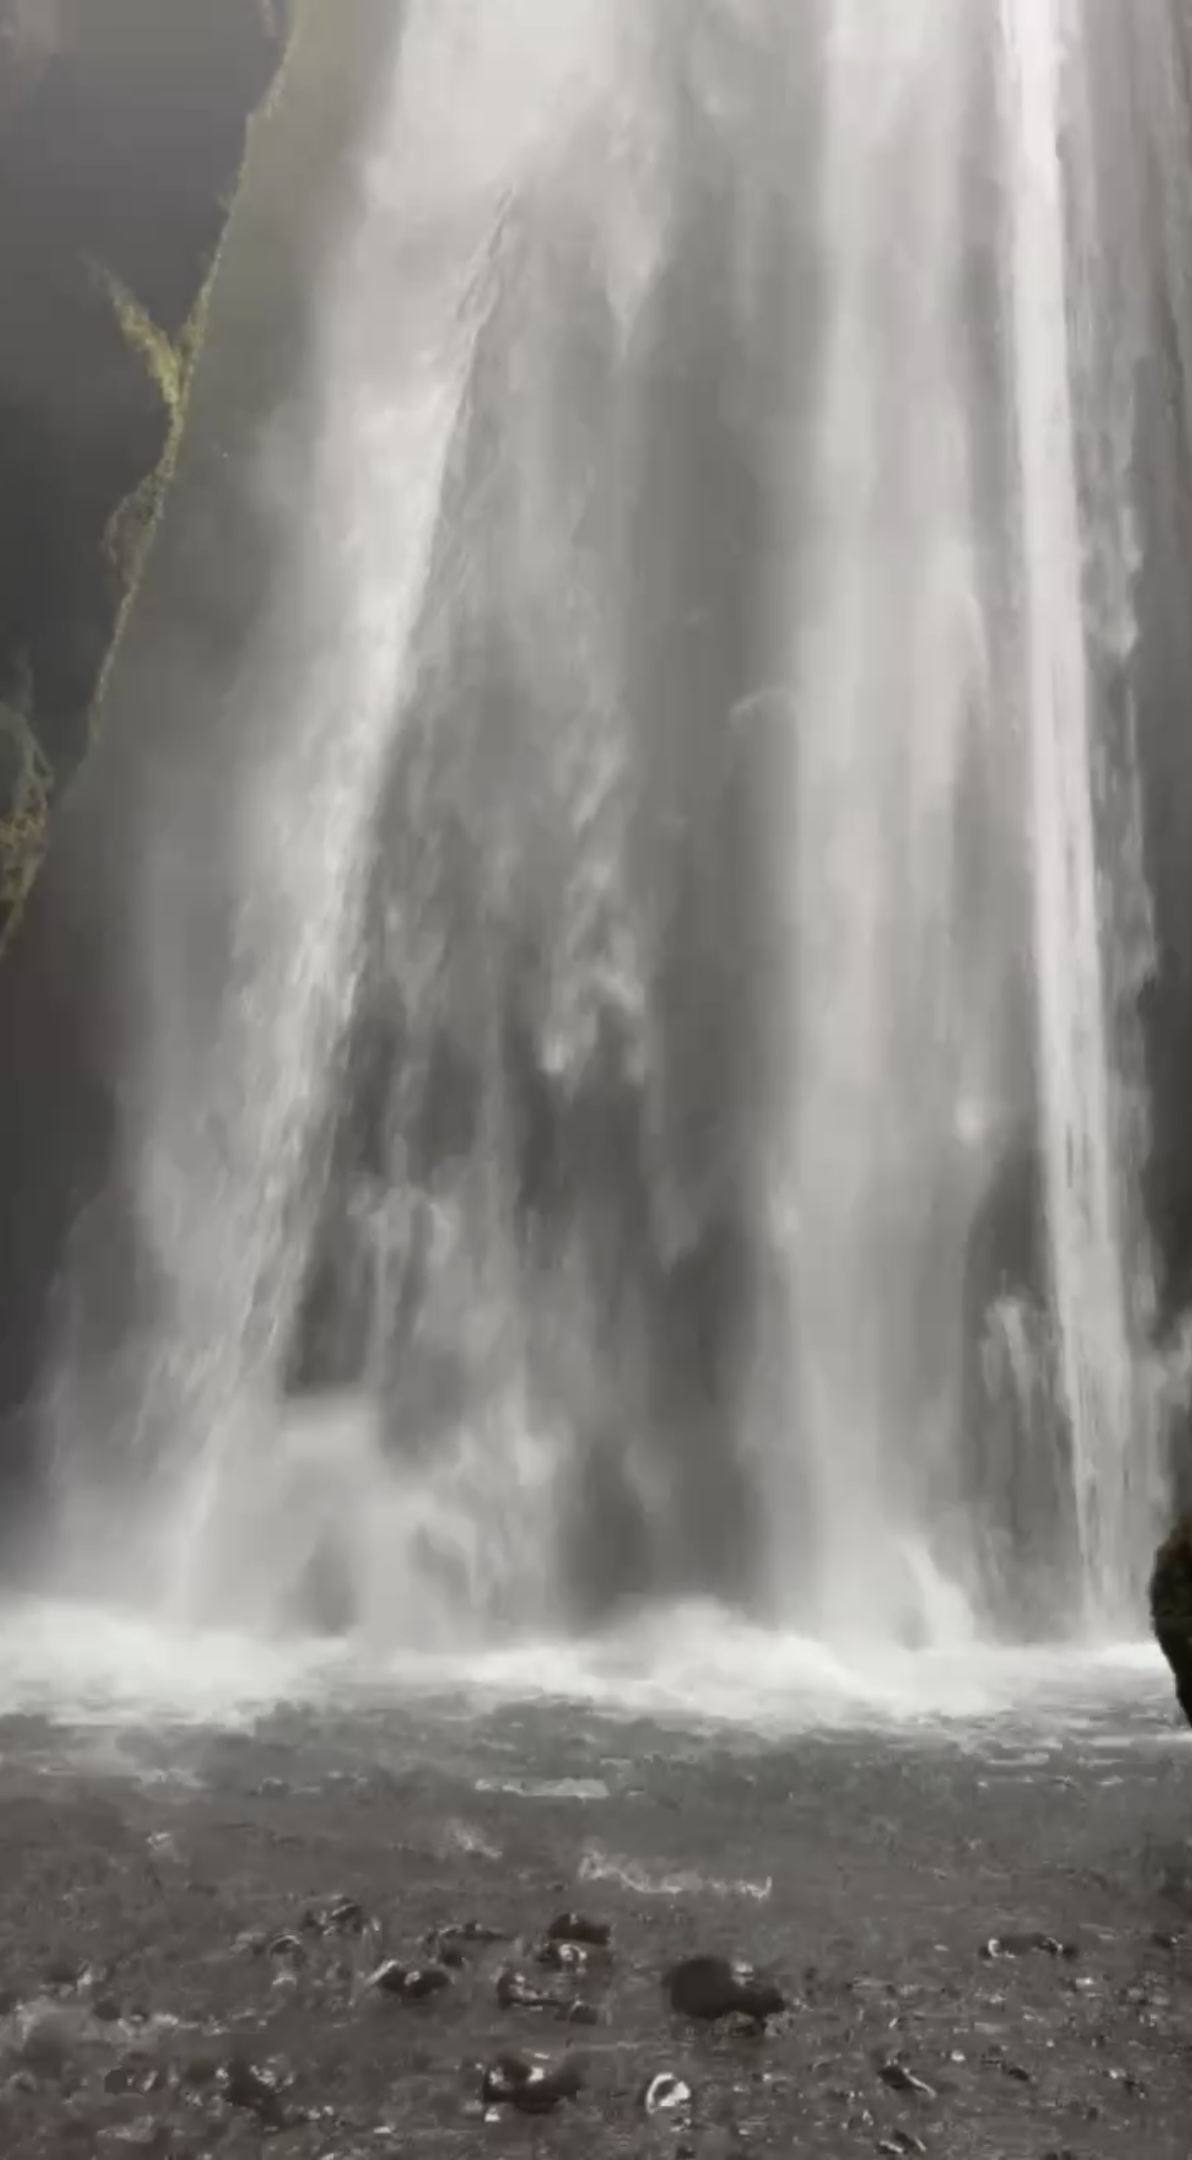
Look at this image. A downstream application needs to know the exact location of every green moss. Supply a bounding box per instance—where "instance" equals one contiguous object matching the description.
[96,266,191,410]
[88,7,303,724]
[91,266,216,718]
[0,699,51,955]
[95,264,208,591]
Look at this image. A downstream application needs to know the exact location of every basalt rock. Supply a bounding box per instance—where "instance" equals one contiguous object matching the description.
[664,1954,786,2025]
[1150,1514,1192,1725]
[481,2051,585,2115]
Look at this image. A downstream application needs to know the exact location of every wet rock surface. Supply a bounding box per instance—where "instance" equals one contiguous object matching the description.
[0,0,293,796]
[0,1684,1184,2153]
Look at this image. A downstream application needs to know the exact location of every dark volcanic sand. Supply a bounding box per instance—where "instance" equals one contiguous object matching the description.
[0,1669,1188,2157]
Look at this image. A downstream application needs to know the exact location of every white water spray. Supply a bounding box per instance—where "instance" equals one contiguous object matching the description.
[779,0,1165,1641]
[999,0,1162,1626]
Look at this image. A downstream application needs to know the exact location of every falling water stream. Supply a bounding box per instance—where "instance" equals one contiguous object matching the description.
[18,0,1191,1688]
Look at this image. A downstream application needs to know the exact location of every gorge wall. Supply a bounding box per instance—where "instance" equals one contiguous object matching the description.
[0,0,293,944]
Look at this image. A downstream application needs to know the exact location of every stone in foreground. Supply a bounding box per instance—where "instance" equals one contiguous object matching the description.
[1150,1515,1192,1724]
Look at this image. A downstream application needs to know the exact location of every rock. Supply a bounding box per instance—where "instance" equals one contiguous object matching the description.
[641,2070,693,2117]
[535,1935,592,1973]
[425,1933,467,1969]
[423,1919,507,1965]
[664,1955,785,2024]
[266,1932,306,1965]
[481,2050,585,2114]
[546,1911,611,1948]
[495,1966,599,2024]
[221,2055,290,2128]
[366,1959,451,2003]
[1150,1515,1192,1723]
[0,0,295,913]
[303,1896,368,1937]
[877,2060,937,2100]
[979,1932,1077,1961]
[102,2056,167,2096]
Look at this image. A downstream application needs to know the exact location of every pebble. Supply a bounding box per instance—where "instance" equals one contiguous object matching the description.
[267,1932,306,1964]
[878,2060,937,2100]
[481,2050,585,2114]
[665,1955,785,2023]
[303,1896,369,1936]
[367,1959,452,2002]
[495,1967,598,2022]
[980,1932,1078,1961]
[546,1911,611,1947]
[642,2070,693,2116]
[221,2055,290,2128]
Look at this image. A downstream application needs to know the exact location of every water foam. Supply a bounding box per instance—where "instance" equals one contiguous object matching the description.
[0,1587,1168,1740]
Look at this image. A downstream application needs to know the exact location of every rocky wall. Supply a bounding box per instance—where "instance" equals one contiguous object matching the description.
[0,0,293,945]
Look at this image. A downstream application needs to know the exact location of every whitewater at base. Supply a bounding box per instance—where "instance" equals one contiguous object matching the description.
[0,1581,1171,1739]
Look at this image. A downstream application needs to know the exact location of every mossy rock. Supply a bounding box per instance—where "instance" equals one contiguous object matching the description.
[0,0,295,951]
[0,700,50,947]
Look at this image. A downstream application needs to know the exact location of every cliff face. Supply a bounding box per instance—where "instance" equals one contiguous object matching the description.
[0,0,293,942]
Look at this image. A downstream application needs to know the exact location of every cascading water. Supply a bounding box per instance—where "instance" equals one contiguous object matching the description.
[999,0,1162,1627]
[779,1,1007,1642]
[772,0,1171,1643]
[24,0,1187,1662]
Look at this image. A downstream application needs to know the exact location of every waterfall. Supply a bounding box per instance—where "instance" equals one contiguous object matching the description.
[26,0,1181,1652]
[778,1,1003,1641]
[776,0,1165,1641]
[999,0,1161,1625]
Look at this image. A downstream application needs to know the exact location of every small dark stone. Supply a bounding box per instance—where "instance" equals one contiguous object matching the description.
[368,1959,451,2002]
[222,2055,289,2127]
[482,2050,585,2113]
[44,1956,81,1990]
[546,1912,611,1948]
[535,1937,590,1973]
[103,2057,167,2096]
[665,1955,785,2024]
[443,1919,508,1945]
[980,1931,1077,1961]
[181,2056,220,2089]
[565,2000,601,2026]
[423,1920,507,1965]
[302,1896,368,1936]
[877,2136,927,2158]
[91,1995,122,2024]
[267,1933,306,1963]
[878,2061,937,2100]
[426,1935,468,1969]
[496,1967,596,2023]
[497,1968,548,2011]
